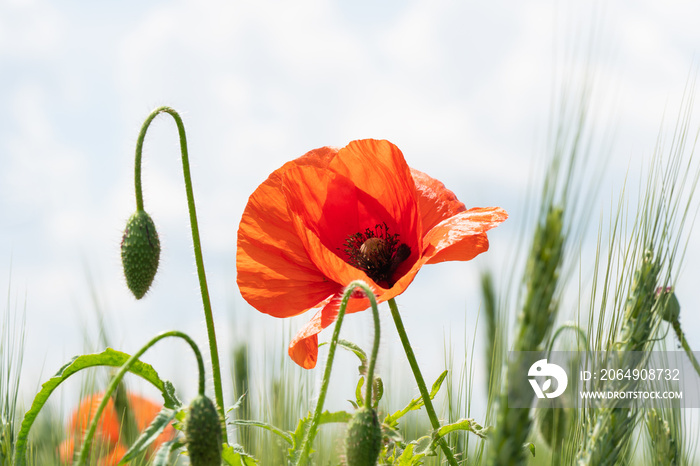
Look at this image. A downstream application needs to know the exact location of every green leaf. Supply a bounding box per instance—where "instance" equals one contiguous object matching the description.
[384,396,424,428]
[119,407,178,464]
[435,418,490,440]
[321,339,368,375]
[397,443,426,466]
[222,443,259,465]
[172,408,187,431]
[429,370,448,398]
[355,376,366,407]
[289,410,353,463]
[384,371,447,429]
[372,377,384,408]
[230,420,294,445]
[13,348,180,466]
[227,393,247,414]
[151,439,184,466]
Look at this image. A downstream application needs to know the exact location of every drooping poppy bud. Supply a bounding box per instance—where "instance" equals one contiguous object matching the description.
[344,407,381,466]
[185,395,222,466]
[121,210,160,299]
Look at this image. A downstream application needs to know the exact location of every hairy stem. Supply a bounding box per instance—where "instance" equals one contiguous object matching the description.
[133,106,226,440]
[295,281,379,466]
[365,286,381,408]
[388,298,459,466]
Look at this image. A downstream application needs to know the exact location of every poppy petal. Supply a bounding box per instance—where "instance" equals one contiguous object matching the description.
[329,139,423,264]
[423,207,508,264]
[281,164,397,289]
[411,168,467,236]
[69,393,120,445]
[237,148,343,318]
[288,293,371,369]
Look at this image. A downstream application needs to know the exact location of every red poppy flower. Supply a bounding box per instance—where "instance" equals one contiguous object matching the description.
[59,391,176,465]
[237,139,507,369]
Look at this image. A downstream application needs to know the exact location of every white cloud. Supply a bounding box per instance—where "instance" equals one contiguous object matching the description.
[0,0,64,59]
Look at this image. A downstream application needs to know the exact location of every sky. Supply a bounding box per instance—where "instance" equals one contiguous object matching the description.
[2,0,700,433]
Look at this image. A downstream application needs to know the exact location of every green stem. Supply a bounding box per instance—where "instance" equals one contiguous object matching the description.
[295,281,379,466]
[133,106,227,440]
[76,330,204,466]
[672,318,700,378]
[365,285,381,408]
[388,298,459,466]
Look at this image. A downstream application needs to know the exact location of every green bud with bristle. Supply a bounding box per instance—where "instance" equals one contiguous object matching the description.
[121,210,160,299]
[185,394,222,466]
[344,407,381,466]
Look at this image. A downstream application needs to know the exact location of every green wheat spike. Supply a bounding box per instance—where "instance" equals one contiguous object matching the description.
[486,206,565,466]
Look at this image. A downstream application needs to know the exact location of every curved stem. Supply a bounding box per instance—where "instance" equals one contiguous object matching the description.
[75,330,204,466]
[133,106,227,440]
[388,298,458,466]
[295,281,379,466]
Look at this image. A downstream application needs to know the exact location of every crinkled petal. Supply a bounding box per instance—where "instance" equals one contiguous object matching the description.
[411,168,466,236]
[423,207,508,264]
[237,147,342,318]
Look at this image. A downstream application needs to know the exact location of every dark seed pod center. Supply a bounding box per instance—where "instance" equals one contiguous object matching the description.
[343,223,411,287]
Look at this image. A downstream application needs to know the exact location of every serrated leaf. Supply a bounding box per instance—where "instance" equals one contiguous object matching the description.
[119,407,178,464]
[397,442,426,465]
[384,397,423,428]
[222,443,259,465]
[151,439,183,466]
[13,348,180,466]
[435,418,490,440]
[385,371,447,429]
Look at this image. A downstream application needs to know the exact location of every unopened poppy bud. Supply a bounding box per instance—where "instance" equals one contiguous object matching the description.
[121,210,160,299]
[185,395,222,466]
[344,407,381,466]
[656,287,680,322]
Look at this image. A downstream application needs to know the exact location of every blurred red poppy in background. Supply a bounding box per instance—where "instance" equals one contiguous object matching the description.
[59,391,175,465]
[237,139,507,369]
